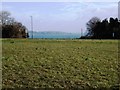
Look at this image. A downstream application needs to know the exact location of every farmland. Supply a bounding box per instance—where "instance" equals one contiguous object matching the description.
[2,39,119,89]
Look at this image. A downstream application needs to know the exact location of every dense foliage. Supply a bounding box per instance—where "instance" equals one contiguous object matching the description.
[0,11,29,38]
[82,17,120,39]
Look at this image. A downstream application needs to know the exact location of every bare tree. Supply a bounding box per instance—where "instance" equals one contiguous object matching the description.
[0,11,15,25]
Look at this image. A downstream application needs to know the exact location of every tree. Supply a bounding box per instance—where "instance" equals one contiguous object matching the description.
[0,11,15,25]
[98,19,110,39]
[84,17,120,39]
[0,11,29,38]
[86,17,101,37]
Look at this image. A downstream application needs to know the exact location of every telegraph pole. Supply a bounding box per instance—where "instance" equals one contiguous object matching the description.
[81,28,83,37]
[30,16,33,39]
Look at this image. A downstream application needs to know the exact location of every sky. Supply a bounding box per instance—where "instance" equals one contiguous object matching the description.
[1,1,119,33]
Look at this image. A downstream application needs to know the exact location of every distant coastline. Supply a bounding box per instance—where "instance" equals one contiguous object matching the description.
[28,31,81,39]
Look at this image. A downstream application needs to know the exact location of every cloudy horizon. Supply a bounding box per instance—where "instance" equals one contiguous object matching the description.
[2,2,118,33]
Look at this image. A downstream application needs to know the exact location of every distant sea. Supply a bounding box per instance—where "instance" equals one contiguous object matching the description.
[28,31,81,39]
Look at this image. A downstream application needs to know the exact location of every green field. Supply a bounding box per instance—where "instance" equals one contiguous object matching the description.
[2,39,119,89]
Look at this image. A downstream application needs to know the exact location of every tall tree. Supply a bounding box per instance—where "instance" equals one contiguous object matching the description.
[86,17,101,37]
[0,11,29,38]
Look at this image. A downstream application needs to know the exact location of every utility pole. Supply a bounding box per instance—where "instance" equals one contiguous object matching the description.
[81,28,83,37]
[30,16,33,39]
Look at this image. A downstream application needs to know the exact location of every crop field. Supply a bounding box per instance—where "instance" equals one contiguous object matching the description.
[2,39,119,89]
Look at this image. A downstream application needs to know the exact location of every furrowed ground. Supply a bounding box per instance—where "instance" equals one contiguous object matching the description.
[2,39,119,89]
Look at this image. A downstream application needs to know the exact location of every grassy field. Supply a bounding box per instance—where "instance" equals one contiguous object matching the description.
[2,39,119,89]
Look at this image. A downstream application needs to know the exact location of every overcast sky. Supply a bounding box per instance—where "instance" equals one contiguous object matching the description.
[2,1,118,33]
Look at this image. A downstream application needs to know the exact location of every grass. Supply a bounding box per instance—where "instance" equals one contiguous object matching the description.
[2,39,119,89]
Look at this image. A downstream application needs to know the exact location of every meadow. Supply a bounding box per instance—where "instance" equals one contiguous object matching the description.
[2,39,119,89]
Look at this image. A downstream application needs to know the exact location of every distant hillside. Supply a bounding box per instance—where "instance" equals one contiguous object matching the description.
[28,31,81,39]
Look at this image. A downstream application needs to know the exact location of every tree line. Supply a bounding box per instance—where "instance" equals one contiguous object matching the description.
[1,11,119,39]
[81,17,120,39]
[0,11,29,38]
